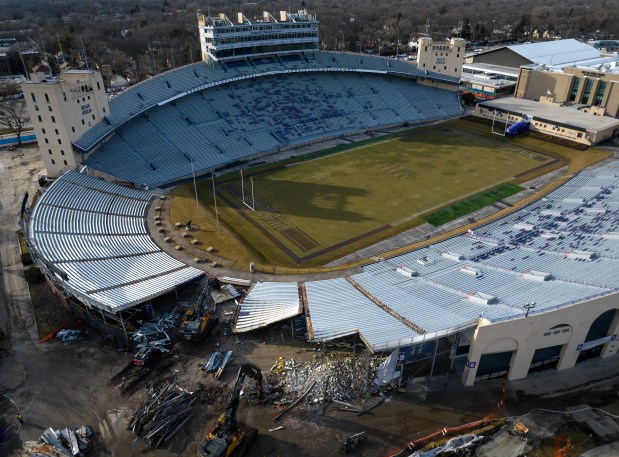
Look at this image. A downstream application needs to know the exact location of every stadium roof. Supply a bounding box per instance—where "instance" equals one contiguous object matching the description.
[472,39,601,67]
[27,171,203,313]
[235,282,301,333]
[238,159,619,352]
[478,98,619,132]
[506,39,600,65]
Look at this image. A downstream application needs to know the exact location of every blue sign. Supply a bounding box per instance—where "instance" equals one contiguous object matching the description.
[397,341,436,365]
[577,334,616,351]
[144,303,153,318]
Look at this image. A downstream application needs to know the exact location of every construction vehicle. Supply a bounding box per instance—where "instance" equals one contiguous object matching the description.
[179,278,219,342]
[197,363,263,457]
[132,329,171,366]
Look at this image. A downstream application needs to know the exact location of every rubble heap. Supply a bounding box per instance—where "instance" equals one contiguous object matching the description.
[128,379,196,447]
[271,355,385,402]
[196,382,230,407]
[21,425,93,456]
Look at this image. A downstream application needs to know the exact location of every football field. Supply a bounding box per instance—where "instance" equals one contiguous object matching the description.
[200,120,560,266]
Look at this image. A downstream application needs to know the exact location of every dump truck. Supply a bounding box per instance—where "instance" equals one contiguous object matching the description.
[197,363,263,457]
[179,278,219,342]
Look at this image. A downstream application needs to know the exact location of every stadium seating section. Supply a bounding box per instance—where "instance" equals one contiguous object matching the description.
[78,52,461,187]
[28,170,203,312]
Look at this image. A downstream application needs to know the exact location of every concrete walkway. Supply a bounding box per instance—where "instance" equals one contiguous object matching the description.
[508,354,619,398]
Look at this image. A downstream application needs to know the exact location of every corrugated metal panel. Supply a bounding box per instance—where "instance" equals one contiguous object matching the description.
[27,171,203,313]
[508,39,600,65]
[305,278,418,350]
[235,282,301,333]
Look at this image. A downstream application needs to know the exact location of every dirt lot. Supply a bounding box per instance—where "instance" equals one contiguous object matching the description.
[2,145,619,457]
[7,287,619,457]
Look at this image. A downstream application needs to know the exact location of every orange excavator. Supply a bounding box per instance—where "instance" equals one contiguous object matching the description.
[197,363,263,457]
[179,278,218,342]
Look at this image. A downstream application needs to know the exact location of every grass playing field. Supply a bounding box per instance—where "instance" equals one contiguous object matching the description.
[167,118,611,269]
[172,119,572,268]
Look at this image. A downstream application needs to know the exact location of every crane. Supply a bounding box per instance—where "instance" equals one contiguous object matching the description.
[197,363,263,457]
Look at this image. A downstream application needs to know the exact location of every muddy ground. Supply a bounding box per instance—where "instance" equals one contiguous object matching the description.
[2,146,619,457]
[6,290,619,457]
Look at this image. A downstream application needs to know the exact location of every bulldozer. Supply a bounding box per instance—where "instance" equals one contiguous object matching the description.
[197,363,263,457]
[179,277,219,342]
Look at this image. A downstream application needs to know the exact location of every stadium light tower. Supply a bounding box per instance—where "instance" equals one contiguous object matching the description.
[524,301,536,317]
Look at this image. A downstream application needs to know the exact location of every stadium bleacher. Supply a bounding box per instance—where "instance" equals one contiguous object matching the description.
[28,170,203,312]
[77,52,461,187]
[238,160,619,351]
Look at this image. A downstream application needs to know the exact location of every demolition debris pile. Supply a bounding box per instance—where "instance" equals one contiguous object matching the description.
[271,355,385,402]
[21,425,93,456]
[128,379,196,447]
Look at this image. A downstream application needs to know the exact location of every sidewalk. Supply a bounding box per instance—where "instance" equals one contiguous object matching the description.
[507,353,619,398]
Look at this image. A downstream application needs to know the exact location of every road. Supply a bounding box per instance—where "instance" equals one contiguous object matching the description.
[0,146,128,456]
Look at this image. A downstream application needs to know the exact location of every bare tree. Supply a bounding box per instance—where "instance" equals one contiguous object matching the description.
[0,84,31,145]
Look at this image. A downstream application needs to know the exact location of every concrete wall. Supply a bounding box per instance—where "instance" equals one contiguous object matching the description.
[462,293,619,386]
[516,68,574,103]
[467,48,531,68]
[515,66,619,118]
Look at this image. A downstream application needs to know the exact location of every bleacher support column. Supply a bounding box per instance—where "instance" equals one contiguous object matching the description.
[461,318,489,386]
[428,337,440,377]
[556,321,590,372]
[505,342,536,381]
[600,311,619,358]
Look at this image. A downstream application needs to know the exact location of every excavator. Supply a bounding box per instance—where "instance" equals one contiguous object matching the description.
[197,363,263,457]
[179,277,219,342]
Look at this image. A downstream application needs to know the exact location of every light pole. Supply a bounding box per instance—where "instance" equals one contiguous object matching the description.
[339,31,345,51]
[184,154,199,214]
[524,301,536,318]
[211,173,219,235]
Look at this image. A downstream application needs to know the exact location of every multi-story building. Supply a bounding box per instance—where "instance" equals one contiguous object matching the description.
[460,62,519,100]
[417,36,466,79]
[197,9,319,63]
[21,70,108,177]
[515,63,619,118]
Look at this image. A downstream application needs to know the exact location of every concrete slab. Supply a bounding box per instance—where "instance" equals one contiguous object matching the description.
[568,404,619,441]
[476,428,527,457]
[568,404,602,422]
[578,442,619,457]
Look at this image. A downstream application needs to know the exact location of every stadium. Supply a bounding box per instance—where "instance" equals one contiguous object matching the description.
[21,10,619,387]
